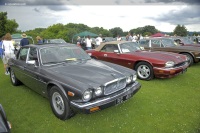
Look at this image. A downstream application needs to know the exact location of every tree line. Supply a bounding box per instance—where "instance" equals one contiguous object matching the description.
[0,11,198,43]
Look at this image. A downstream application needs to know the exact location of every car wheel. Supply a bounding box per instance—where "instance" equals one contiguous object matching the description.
[135,62,154,80]
[10,68,21,86]
[49,86,73,120]
[182,53,194,66]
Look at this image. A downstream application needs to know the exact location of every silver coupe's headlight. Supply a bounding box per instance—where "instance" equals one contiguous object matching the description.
[165,61,175,68]
[82,89,92,101]
[94,87,103,96]
[126,76,132,84]
[132,74,137,81]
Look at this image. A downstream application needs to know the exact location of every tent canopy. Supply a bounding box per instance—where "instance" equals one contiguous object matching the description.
[151,32,165,37]
[11,33,33,39]
[73,31,98,38]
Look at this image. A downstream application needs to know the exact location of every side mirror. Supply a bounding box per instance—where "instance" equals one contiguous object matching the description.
[114,50,119,53]
[27,60,37,67]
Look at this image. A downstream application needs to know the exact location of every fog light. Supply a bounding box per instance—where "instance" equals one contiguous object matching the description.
[90,106,100,112]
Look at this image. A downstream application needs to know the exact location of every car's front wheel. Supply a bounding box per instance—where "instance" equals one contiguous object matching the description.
[49,86,73,120]
[135,62,154,80]
[10,68,21,86]
[182,53,194,66]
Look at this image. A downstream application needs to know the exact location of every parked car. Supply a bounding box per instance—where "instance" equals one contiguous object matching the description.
[0,104,11,133]
[86,41,189,80]
[43,39,67,44]
[170,37,200,47]
[139,37,200,66]
[7,44,141,120]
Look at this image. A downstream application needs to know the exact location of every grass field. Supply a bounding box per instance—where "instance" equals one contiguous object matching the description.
[0,60,200,133]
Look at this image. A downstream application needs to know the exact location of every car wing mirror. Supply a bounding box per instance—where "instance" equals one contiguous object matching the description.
[27,60,38,67]
[114,50,119,53]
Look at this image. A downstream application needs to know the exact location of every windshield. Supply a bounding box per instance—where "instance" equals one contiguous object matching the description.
[40,46,91,65]
[44,39,66,44]
[162,39,176,47]
[119,42,141,53]
[181,37,194,44]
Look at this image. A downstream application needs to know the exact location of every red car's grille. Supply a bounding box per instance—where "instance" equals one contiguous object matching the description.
[104,78,126,95]
[174,61,187,68]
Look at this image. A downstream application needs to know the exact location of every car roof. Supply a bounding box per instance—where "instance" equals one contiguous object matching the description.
[22,43,76,49]
[95,41,132,51]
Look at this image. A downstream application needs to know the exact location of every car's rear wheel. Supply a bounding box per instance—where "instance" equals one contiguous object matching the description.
[135,62,154,80]
[182,53,194,66]
[10,68,21,86]
[49,86,73,120]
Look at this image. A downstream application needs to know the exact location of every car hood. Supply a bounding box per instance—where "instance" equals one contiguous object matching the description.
[45,60,129,90]
[127,50,186,63]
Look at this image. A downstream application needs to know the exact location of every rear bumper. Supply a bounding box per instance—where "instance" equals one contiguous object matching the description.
[153,62,188,78]
[70,81,141,114]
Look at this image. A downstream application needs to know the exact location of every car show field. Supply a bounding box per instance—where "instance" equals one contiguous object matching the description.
[0,59,200,133]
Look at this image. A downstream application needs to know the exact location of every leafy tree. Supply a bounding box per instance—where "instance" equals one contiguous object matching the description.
[5,19,18,34]
[130,25,158,36]
[173,24,188,36]
[0,12,19,37]
[109,27,123,37]
[90,27,112,37]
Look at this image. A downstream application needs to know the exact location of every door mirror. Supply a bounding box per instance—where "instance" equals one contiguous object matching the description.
[27,60,36,65]
[114,50,119,53]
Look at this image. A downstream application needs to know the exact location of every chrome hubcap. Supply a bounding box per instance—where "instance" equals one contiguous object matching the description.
[11,70,15,83]
[52,92,64,115]
[137,65,150,78]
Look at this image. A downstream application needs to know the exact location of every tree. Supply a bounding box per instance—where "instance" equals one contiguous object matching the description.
[0,12,18,37]
[109,27,123,37]
[130,25,159,36]
[173,24,188,36]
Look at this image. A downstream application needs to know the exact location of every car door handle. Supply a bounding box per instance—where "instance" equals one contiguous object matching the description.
[104,54,107,57]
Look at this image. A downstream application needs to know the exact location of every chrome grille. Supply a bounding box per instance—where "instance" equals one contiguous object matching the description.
[104,78,126,95]
[174,62,187,68]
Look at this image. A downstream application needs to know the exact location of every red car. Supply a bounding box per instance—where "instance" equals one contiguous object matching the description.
[86,41,189,80]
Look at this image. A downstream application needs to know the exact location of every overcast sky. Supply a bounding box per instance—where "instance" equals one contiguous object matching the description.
[0,0,200,32]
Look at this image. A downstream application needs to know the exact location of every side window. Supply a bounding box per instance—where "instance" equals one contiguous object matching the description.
[28,47,38,61]
[139,40,149,47]
[101,44,118,52]
[151,40,160,47]
[18,47,29,61]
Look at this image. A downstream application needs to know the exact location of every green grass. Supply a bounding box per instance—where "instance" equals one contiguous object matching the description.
[0,60,200,133]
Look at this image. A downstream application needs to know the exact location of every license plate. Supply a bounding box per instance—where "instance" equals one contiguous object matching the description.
[116,94,132,105]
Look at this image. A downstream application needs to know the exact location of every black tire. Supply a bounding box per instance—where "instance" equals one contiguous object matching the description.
[135,62,154,80]
[182,53,194,66]
[49,86,73,120]
[10,68,21,86]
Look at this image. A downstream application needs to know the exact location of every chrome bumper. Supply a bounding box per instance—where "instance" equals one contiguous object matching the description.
[70,81,141,110]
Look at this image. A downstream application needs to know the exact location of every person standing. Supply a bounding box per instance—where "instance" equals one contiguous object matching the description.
[36,36,43,44]
[1,33,15,75]
[0,36,4,59]
[95,34,103,48]
[20,33,29,46]
[117,35,122,41]
[85,35,92,50]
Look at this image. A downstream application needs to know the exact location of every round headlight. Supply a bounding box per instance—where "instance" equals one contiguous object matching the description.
[165,61,175,68]
[83,90,92,101]
[94,87,103,96]
[132,74,137,81]
[126,76,132,84]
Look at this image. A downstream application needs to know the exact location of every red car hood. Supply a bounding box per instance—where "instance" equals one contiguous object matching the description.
[127,50,186,64]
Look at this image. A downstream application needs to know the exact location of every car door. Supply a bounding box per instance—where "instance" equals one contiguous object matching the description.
[23,47,47,95]
[14,47,29,82]
[97,44,121,64]
[98,44,134,69]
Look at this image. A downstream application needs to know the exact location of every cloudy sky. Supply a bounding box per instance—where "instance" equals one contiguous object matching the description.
[0,0,200,32]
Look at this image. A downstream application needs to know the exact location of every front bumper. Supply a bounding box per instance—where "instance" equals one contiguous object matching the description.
[153,62,188,78]
[70,81,141,114]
